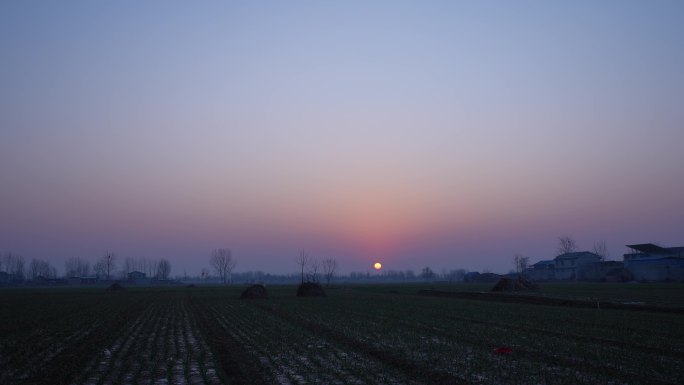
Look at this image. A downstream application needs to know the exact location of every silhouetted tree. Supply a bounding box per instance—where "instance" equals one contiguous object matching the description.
[593,240,609,261]
[296,249,309,283]
[94,252,116,280]
[93,261,105,279]
[3,253,25,282]
[322,258,338,287]
[420,266,435,280]
[145,258,157,278]
[65,257,90,277]
[210,248,236,284]
[558,236,578,255]
[28,258,56,280]
[122,256,147,277]
[104,252,116,279]
[307,257,320,283]
[156,258,171,279]
[513,254,530,277]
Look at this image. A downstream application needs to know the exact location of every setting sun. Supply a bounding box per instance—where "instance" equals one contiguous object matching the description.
[373,262,382,270]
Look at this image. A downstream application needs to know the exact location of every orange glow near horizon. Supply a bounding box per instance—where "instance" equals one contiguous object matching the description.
[374,262,382,270]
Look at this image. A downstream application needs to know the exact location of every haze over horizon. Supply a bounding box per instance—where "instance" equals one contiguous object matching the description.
[2,1,683,276]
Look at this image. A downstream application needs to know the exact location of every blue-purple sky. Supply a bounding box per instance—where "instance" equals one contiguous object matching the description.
[1,1,683,275]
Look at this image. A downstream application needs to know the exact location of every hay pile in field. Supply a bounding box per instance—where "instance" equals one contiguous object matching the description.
[296,282,326,297]
[106,282,126,291]
[240,284,268,299]
[491,277,539,292]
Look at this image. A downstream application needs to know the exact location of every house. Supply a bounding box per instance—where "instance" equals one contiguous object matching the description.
[80,276,98,285]
[623,244,684,282]
[580,261,627,282]
[128,271,146,280]
[554,252,602,280]
[127,271,149,285]
[0,271,10,285]
[464,272,501,283]
[528,260,555,281]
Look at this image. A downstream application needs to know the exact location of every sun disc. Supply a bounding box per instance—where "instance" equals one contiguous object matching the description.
[373,262,382,270]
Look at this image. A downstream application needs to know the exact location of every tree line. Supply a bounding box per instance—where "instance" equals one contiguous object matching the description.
[0,252,173,282]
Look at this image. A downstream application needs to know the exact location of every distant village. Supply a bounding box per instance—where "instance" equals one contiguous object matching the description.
[1,242,683,287]
[466,243,684,284]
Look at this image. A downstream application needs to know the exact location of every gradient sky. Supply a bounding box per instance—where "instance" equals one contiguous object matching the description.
[1,1,683,276]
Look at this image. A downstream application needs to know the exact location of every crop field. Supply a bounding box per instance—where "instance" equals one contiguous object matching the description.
[1,283,683,385]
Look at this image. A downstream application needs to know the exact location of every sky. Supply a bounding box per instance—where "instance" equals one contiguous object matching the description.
[1,1,683,276]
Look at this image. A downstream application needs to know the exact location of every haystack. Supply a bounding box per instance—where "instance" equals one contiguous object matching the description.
[106,282,126,291]
[240,284,268,299]
[296,282,326,297]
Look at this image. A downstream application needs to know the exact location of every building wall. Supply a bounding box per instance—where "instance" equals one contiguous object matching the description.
[580,261,624,281]
[528,268,554,281]
[628,259,684,282]
[554,254,601,280]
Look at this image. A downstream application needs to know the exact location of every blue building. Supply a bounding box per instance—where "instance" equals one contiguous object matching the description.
[624,244,684,282]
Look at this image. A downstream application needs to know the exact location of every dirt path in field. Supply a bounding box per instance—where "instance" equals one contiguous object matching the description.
[438,312,684,358]
[417,289,684,313]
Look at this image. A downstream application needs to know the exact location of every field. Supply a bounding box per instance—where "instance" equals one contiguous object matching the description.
[1,283,683,385]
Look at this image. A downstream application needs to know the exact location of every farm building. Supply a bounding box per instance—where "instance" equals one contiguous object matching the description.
[554,252,602,280]
[128,271,146,280]
[464,272,501,283]
[623,243,684,281]
[0,271,10,285]
[527,260,555,281]
[80,276,98,284]
[69,276,98,285]
[127,271,150,285]
[580,261,627,282]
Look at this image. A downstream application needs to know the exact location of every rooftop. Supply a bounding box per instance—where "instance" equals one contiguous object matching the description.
[555,251,601,259]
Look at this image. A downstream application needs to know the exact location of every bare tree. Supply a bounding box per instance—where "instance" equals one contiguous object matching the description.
[593,240,609,261]
[295,249,309,283]
[513,254,530,277]
[307,257,320,283]
[28,258,56,280]
[28,258,39,280]
[122,256,136,277]
[210,248,237,284]
[93,260,105,279]
[95,252,116,280]
[65,257,90,277]
[3,253,25,281]
[156,258,172,280]
[145,258,157,278]
[557,236,578,255]
[124,256,147,275]
[322,258,338,287]
[420,266,435,280]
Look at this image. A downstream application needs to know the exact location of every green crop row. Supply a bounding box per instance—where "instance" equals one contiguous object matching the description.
[2,285,683,385]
